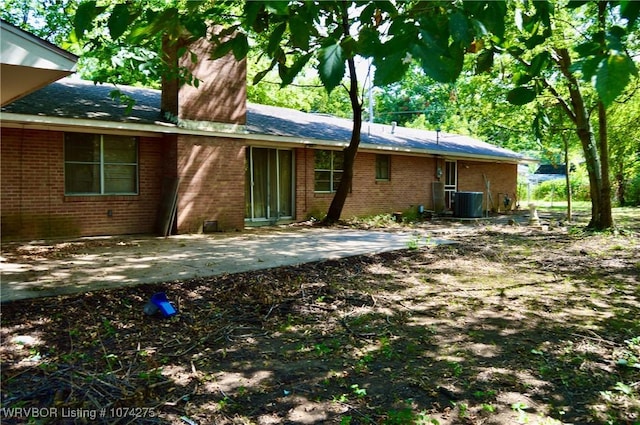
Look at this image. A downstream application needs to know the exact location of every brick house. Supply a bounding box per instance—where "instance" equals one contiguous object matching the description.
[1,28,528,241]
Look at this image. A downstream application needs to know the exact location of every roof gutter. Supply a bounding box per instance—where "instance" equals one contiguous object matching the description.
[0,112,536,164]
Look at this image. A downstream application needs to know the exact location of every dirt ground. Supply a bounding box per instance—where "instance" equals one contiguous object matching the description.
[1,209,639,425]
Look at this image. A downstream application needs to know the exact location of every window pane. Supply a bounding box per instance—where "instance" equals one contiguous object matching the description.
[445,161,456,186]
[104,165,137,193]
[103,135,137,163]
[314,150,331,170]
[376,154,390,180]
[332,151,344,171]
[65,163,100,193]
[278,150,293,216]
[314,171,331,192]
[65,133,100,162]
[333,171,343,190]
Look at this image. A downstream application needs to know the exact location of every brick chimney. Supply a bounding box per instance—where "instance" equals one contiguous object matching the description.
[160,29,247,126]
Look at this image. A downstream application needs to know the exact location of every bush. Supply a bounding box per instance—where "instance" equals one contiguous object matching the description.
[533,176,590,202]
[624,173,640,206]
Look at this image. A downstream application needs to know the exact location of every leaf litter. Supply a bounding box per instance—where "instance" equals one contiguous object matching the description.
[1,217,639,425]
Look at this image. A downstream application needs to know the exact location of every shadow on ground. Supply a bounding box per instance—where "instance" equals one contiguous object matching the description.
[1,217,639,424]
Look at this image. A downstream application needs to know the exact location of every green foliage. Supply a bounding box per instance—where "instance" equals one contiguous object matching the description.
[532,176,591,203]
[625,174,640,206]
[318,39,345,94]
[0,0,78,48]
[608,82,640,206]
[505,1,639,108]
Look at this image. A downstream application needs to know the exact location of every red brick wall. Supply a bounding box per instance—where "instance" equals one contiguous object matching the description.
[176,135,246,233]
[295,149,518,220]
[296,149,439,220]
[456,160,517,211]
[1,127,167,241]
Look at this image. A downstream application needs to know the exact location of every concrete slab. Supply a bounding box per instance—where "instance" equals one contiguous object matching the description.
[1,227,450,302]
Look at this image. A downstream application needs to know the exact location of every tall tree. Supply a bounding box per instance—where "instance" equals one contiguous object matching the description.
[504,0,639,229]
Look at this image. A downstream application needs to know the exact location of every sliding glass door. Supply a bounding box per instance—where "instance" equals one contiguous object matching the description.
[245,147,294,222]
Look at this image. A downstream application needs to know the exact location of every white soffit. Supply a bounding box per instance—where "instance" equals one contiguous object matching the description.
[0,20,78,106]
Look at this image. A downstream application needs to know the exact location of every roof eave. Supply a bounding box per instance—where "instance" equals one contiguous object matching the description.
[0,112,534,164]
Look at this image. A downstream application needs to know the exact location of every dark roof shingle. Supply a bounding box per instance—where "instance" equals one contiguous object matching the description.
[2,78,527,162]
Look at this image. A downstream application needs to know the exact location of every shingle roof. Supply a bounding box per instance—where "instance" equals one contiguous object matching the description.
[247,103,526,160]
[2,78,527,162]
[1,78,162,123]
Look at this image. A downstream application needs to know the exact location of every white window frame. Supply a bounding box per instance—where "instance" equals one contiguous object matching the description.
[444,160,457,209]
[314,150,344,193]
[64,133,139,195]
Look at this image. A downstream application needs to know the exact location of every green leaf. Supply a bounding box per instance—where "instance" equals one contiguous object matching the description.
[318,40,345,94]
[567,0,589,8]
[373,53,409,86]
[412,42,464,83]
[74,1,104,39]
[513,71,533,86]
[244,1,263,31]
[108,3,130,40]
[595,53,638,105]
[253,67,272,85]
[267,23,286,55]
[620,0,640,29]
[507,86,537,105]
[475,48,493,74]
[573,41,600,57]
[211,38,234,60]
[264,1,289,15]
[289,16,310,50]
[211,33,248,61]
[230,33,249,61]
[278,53,312,86]
[184,18,207,39]
[578,56,601,80]
[614,382,633,395]
[485,1,507,40]
[507,46,525,57]
[530,51,550,76]
[524,34,547,49]
[340,36,357,59]
[357,27,382,58]
[449,11,471,45]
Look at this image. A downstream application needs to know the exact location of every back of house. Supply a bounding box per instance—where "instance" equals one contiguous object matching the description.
[1,24,528,241]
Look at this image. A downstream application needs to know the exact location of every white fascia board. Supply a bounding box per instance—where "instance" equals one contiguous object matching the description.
[0,21,78,70]
[0,112,245,139]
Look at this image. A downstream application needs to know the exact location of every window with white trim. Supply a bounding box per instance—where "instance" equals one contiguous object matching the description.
[314,150,343,192]
[64,133,138,195]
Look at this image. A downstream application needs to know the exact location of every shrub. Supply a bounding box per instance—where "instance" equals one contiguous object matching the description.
[624,173,640,206]
[533,175,590,202]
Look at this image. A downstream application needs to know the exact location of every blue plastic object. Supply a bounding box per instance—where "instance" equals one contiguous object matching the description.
[150,292,177,317]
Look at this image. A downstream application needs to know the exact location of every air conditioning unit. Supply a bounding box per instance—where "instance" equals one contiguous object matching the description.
[454,192,483,218]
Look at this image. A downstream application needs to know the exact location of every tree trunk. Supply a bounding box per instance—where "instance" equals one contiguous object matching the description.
[588,1,614,229]
[554,47,612,230]
[325,57,362,223]
[596,101,614,228]
[616,171,626,206]
[563,132,572,222]
[324,4,363,224]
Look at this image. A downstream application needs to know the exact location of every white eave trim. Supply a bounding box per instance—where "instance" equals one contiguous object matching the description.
[0,112,534,164]
[0,20,78,70]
